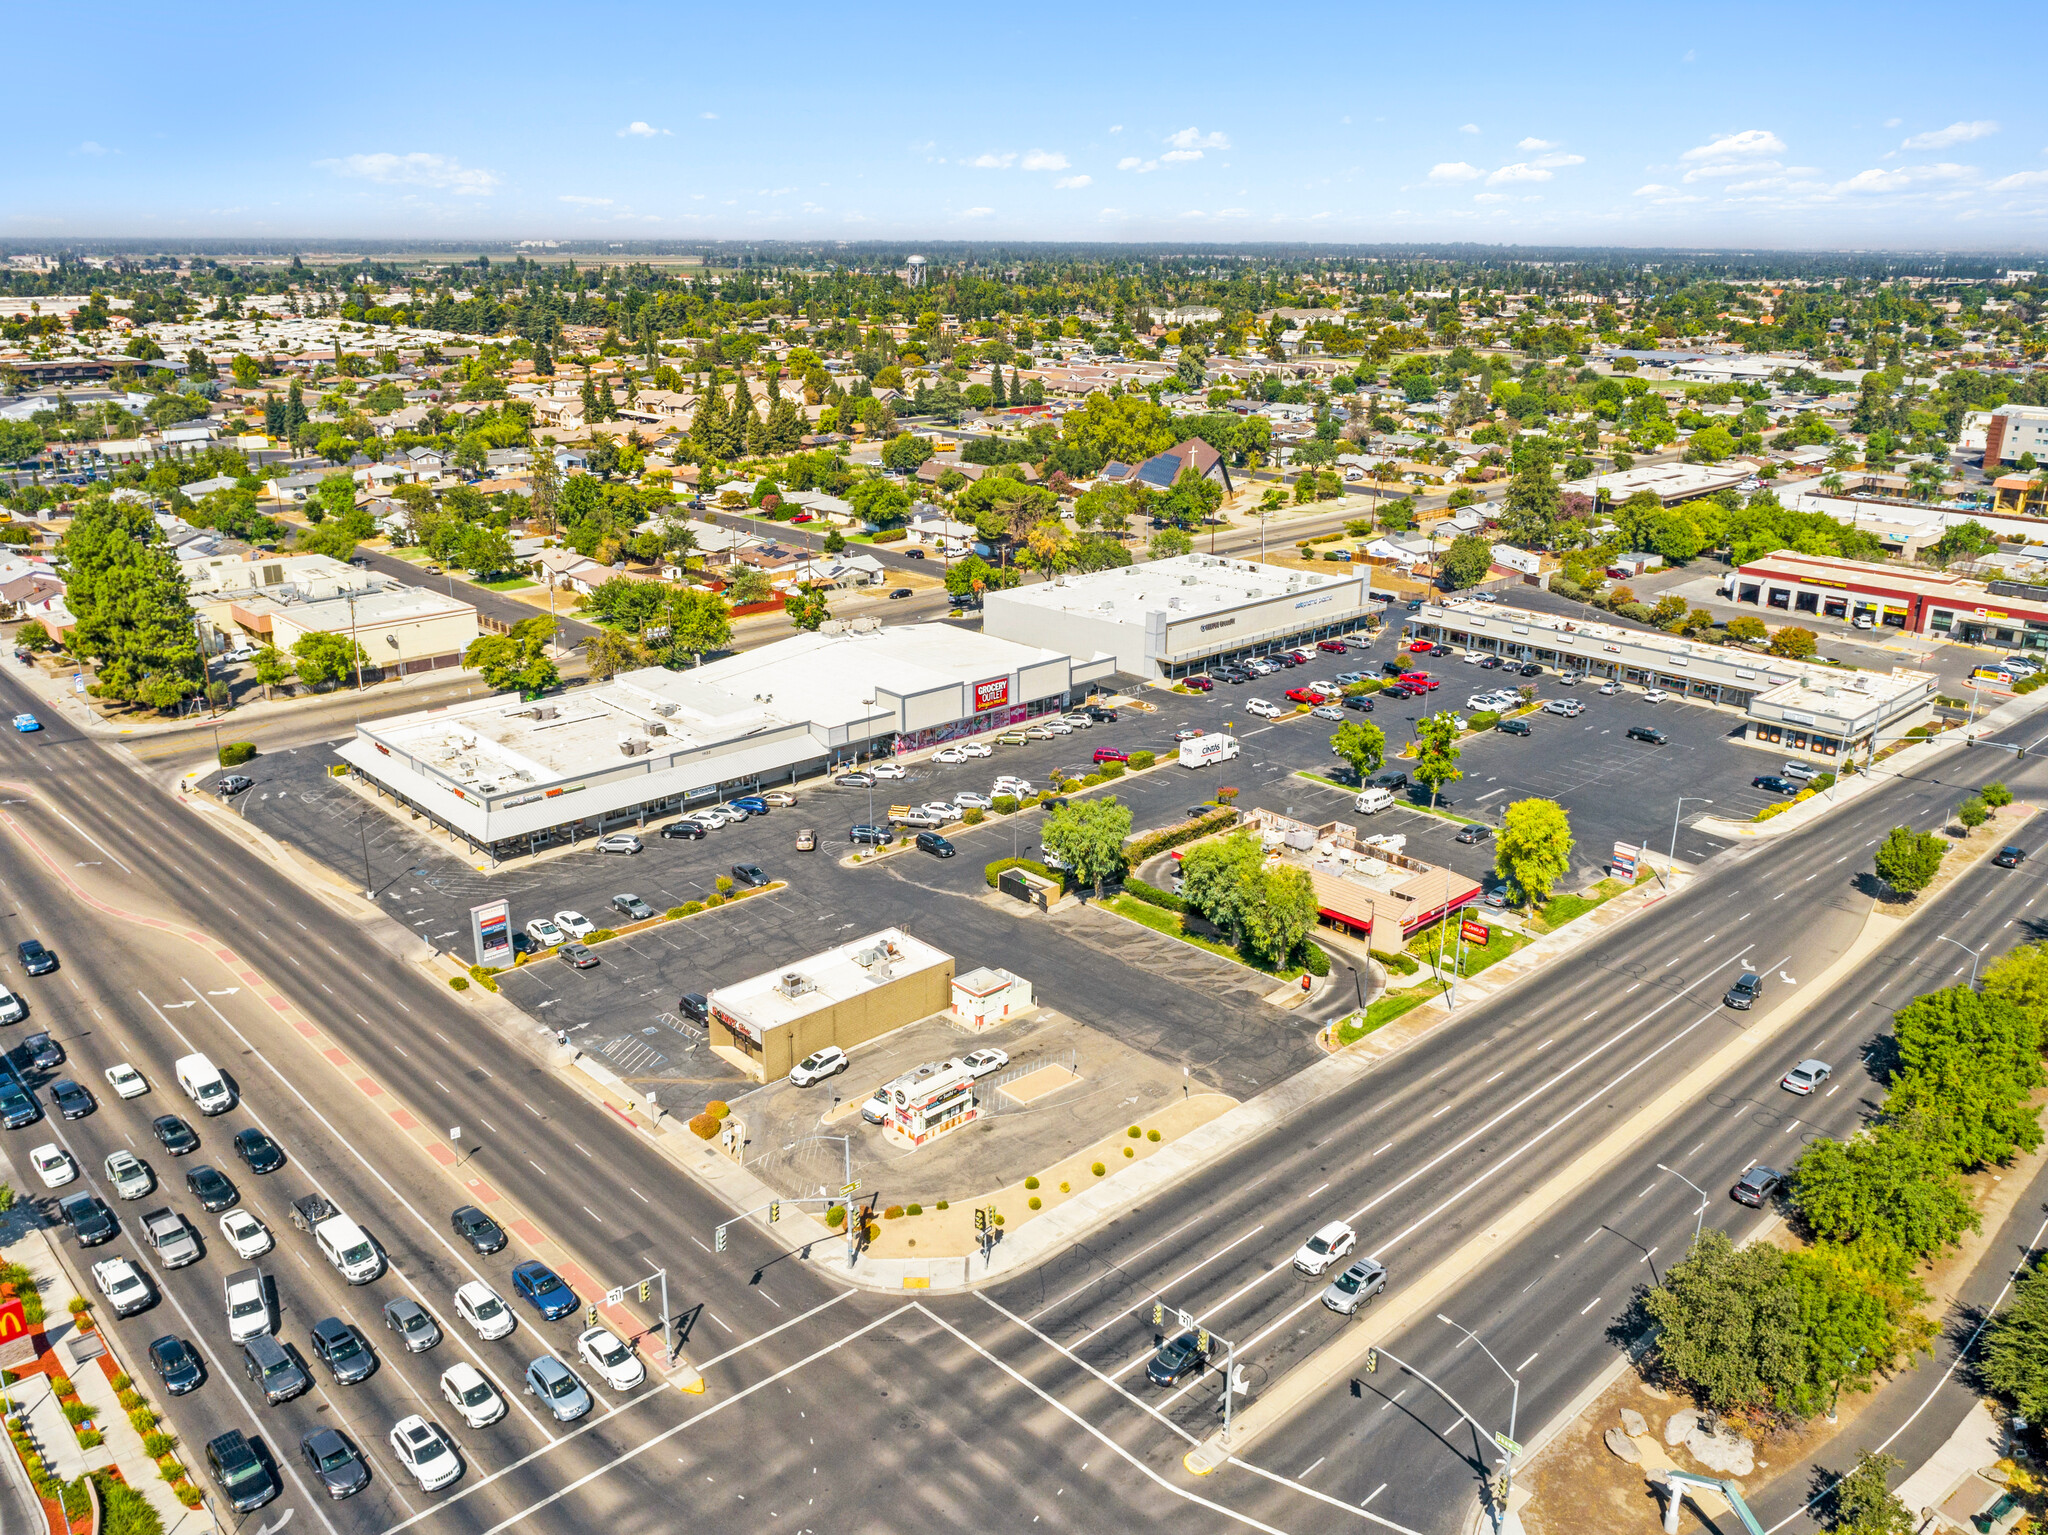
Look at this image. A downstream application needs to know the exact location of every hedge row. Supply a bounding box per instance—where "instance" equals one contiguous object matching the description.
[871,527,908,543]
[1126,806,1239,865]
[1122,878,1184,914]
[1372,948,1420,975]
[984,856,1057,889]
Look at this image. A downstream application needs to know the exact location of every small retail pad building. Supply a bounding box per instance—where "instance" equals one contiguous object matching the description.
[706,928,953,1082]
[982,553,1376,681]
[1408,597,1937,761]
[334,620,1117,861]
[1721,550,2048,652]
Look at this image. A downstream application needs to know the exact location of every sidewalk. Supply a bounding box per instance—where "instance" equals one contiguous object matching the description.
[0,1149,217,1535]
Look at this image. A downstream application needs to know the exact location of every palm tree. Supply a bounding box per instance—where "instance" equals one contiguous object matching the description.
[1820,469,1844,497]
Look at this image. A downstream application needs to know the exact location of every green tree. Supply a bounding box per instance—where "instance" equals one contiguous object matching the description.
[460,525,516,578]
[880,432,933,473]
[1495,464,1560,548]
[582,629,643,682]
[1158,466,1223,531]
[60,498,203,709]
[464,615,559,697]
[1330,720,1386,782]
[1956,795,1988,830]
[250,644,293,699]
[1239,865,1318,968]
[230,354,261,388]
[1641,1229,1804,1414]
[1496,798,1574,906]
[1927,520,1997,570]
[311,471,357,523]
[1982,1254,2048,1422]
[1148,527,1194,560]
[1829,1452,1913,1535]
[0,421,45,463]
[1726,614,1769,644]
[1413,712,1463,807]
[1872,824,1944,896]
[1791,1114,1980,1262]
[1887,985,2044,1169]
[722,565,773,605]
[1179,833,1267,947]
[296,520,359,563]
[662,586,733,666]
[1440,534,1494,589]
[942,554,1016,604]
[288,631,368,691]
[784,586,831,632]
[1769,625,1819,659]
[1041,795,1134,898]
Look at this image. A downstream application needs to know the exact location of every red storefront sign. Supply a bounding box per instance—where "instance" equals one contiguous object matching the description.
[973,676,1010,711]
[1460,919,1491,946]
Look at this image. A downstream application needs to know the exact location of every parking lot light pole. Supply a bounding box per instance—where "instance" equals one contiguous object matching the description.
[1669,796,1712,869]
[1934,933,1986,987]
[1436,1313,1522,1517]
[1655,1163,1710,1246]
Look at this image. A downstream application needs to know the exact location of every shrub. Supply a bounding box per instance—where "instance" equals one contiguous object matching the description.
[466,964,498,991]
[704,891,727,908]
[825,1205,847,1228]
[985,855,1055,887]
[1128,749,1155,770]
[1122,879,1184,914]
[991,794,1020,815]
[1028,1196,1042,1210]
[1099,761,1125,779]
[63,1402,96,1426]
[871,527,908,543]
[1124,806,1238,864]
[1123,1146,1134,1158]
[1082,772,1104,786]
[109,1374,132,1393]
[1127,1124,1141,1138]
[1062,778,1084,792]
[1147,1128,1161,1142]
[713,875,734,895]
[1024,1176,1039,1189]
[590,926,620,940]
[116,1389,142,1412]
[963,807,985,824]
[1059,1181,1070,1192]
[936,1200,949,1210]
[666,907,689,919]
[687,1113,719,1139]
[706,1100,730,1119]
[141,1426,173,1452]
[1616,600,1655,623]
[217,741,256,767]
[1983,781,2014,807]
[448,975,469,991]
[75,1429,102,1449]
[1372,948,1419,975]
[1303,942,1331,977]
[1469,711,1500,731]
[680,900,705,915]
[905,1203,922,1216]
[1091,1162,1106,1177]
[883,1205,903,1220]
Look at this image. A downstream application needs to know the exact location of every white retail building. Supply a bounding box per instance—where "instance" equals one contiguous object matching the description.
[981,553,1374,680]
[335,620,1115,860]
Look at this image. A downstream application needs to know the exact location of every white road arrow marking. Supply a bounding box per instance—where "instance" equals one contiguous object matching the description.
[206,988,239,996]
[1780,971,1797,984]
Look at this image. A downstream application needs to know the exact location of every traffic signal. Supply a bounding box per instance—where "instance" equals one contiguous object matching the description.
[715,1225,727,1253]
[768,1200,781,1224]
[585,1305,598,1326]
[638,1280,650,1304]
[1152,1302,1164,1327]
[1366,1347,1379,1375]
[974,1208,988,1234]
[1197,1329,1210,1354]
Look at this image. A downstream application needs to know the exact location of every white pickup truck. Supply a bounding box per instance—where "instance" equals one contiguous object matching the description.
[224,1267,270,1341]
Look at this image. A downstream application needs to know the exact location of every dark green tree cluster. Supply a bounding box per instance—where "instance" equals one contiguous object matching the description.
[60,499,203,710]
[1178,833,1321,969]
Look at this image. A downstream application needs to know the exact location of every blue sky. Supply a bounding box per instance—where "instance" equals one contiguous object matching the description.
[11,2,2046,249]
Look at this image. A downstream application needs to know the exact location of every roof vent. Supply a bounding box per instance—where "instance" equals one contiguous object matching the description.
[776,971,815,999]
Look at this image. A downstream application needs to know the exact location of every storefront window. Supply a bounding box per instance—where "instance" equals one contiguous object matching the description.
[1755,724,1782,744]
[1931,610,1953,632]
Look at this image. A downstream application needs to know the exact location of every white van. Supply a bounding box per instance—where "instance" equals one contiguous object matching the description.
[1177,733,1241,769]
[313,1213,382,1284]
[174,1053,232,1116]
[1353,787,1396,815]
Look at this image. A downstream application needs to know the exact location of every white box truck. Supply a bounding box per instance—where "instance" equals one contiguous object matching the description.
[1177,733,1240,769]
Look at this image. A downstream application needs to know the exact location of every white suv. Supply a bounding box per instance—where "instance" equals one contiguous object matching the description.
[790,1047,849,1087]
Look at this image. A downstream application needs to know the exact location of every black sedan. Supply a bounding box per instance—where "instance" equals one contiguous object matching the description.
[148,1335,205,1395]
[62,1192,117,1247]
[184,1165,238,1212]
[16,1031,62,1070]
[660,820,705,840]
[1146,1331,1210,1387]
[232,1128,285,1175]
[300,1428,370,1499]
[450,1204,507,1254]
[1751,775,1801,796]
[152,1115,200,1155]
[50,1079,94,1119]
[309,1317,375,1386]
[888,588,913,599]
[1995,845,2028,869]
[15,940,56,977]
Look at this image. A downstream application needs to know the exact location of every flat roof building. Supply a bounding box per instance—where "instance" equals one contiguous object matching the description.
[706,928,954,1082]
[1411,594,1937,762]
[982,553,1373,680]
[1561,462,1753,506]
[1723,549,2048,652]
[335,621,1114,859]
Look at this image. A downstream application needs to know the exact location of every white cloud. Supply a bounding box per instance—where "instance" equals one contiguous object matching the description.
[1836,162,1973,194]
[1901,120,1998,150]
[1117,156,1157,173]
[700,111,718,120]
[1516,137,1556,151]
[1681,129,1786,161]
[1532,152,1584,169]
[968,152,1016,169]
[1990,169,2048,191]
[1020,149,1069,171]
[1634,183,1675,195]
[1161,149,1204,163]
[1459,123,1480,134]
[1054,174,1092,190]
[1487,161,1555,184]
[1178,209,1206,218]
[618,121,668,138]
[1428,161,1485,182]
[961,206,993,218]
[1109,124,1123,133]
[559,195,614,206]
[75,140,110,156]
[316,152,501,196]
[1215,207,1248,218]
[1165,126,1230,151]
[1883,117,1902,127]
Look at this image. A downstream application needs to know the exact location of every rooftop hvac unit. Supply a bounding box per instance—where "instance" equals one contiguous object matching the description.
[776,971,815,999]
[819,619,847,636]
[652,703,676,717]
[1167,596,1181,610]
[646,720,667,735]
[617,735,651,756]
[851,616,880,633]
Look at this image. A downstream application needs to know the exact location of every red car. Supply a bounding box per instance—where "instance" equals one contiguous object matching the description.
[1400,673,1438,691]
[1288,649,1315,663]
[1183,675,1213,692]
[1285,687,1330,705]
[1407,641,1435,655]
[1092,747,1130,764]
[789,512,813,523]
[1318,640,1348,654]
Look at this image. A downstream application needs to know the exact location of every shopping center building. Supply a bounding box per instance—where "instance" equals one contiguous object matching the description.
[1407,597,1938,761]
[1721,550,2048,651]
[982,553,1375,680]
[335,620,1116,860]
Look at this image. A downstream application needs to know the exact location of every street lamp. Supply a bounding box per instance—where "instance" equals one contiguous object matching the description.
[1656,1163,1710,1247]
[1934,933,1986,988]
[1669,796,1712,870]
[1436,1313,1522,1513]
